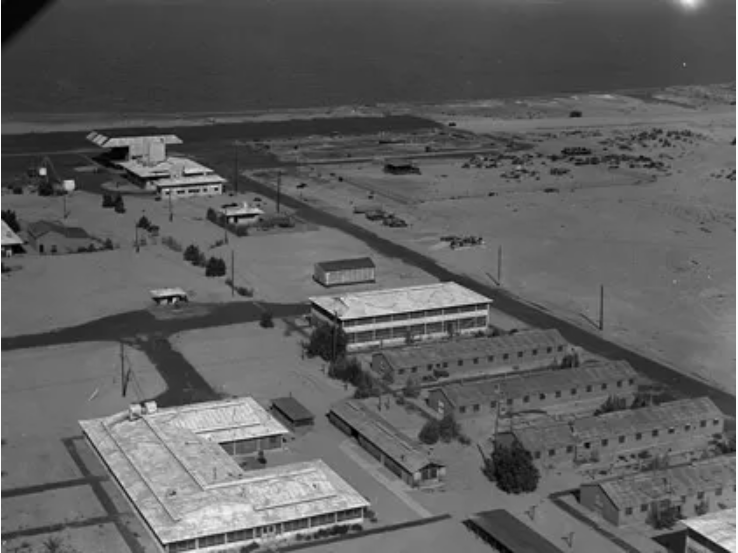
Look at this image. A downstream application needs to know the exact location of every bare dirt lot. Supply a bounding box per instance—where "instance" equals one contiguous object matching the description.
[254,93,736,394]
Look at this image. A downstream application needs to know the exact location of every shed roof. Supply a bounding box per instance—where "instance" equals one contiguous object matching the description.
[439,361,637,408]
[79,399,366,544]
[271,397,314,424]
[329,400,442,474]
[466,509,565,553]
[151,288,188,299]
[309,282,491,320]
[573,397,723,442]
[378,329,568,370]
[26,220,91,240]
[315,257,376,273]
[512,421,577,452]
[1,220,23,246]
[681,508,736,553]
[590,455,736,511]
[87,131,183,149]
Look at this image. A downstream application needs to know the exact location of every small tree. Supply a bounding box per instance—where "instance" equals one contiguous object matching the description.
[103,238,115,250]
[184,244,202,264]
[260,311,274,328]
[594,395,628,416]
[490,441,540,494]
[402,377,421,399]
[305,323,347,362]
[560,352,580,369]
[646,504,679,530]
[353,372,379,399]
[102,194,115,208]
[38,180,55,197]
[418,419,441,445]
[439,412,461,443]
[1,210,20,232]
[206,207,219,223]
[631,393,651,409]
[205,256,227,277]
[137,215,152,230]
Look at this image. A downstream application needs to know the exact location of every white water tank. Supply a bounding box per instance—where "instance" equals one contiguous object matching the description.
[62,179,76,193]
[143,401,158,415]
[38,167,48,177]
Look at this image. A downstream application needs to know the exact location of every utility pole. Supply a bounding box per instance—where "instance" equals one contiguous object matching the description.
[276,171,282,214]
[497,245,502,286]
[168,191,173,222]
[231,250,235,297]
[63,193,68,220]
[598,285,604,331]
[120,342,127,397]
[233,142,239,195]
[224,220,229,245]
[331,310,339,361]
[135,222,140,253]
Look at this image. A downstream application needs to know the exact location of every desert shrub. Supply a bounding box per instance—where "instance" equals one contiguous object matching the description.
[594,395,628,416]
[236,285,253,297]
[161,236,183,252]
[1,210,20,232]
[646,505,680,529]
[260,311,274,328]
[418,419,440,445]
[38,180,54,197]
[103,238,115,250]
[206,207,218,223]
[560,352,580,369]
[349,523,363,532]
[489,441,540,494]
[353,372,379,399]
[136,215,152,230]
[569,110,583,118]
[305,322,347,362]
[205,256,227,277]
[402,377,421,399]
[183,244,202,264]
[439,413,461,443]
[458,433,472,446]
[210,238,226,249]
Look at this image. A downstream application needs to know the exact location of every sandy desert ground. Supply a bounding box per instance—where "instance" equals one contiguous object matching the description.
[252,91,735,394]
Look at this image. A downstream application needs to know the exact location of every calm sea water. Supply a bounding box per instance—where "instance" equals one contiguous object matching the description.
[2,0,735,117]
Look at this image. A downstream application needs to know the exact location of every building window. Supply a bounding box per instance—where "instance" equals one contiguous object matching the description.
[458,360,464,367]
[668,428,675,435]
[412,367,418,373]
[427,364,433,371]
[571,388,577,395]
[628,378,635,385]
[619,436,625,444]
[490,401,497,409]
[617,380,622,388]
[503,353,509,360]
[460,406,467,414]
[557,346,564,352]
[713,419,721,426]
[602,439,609,447]
[169,540,197,552]
[640,504,648,513]
[586,385,592,393]
[523,396,530,403]
[532,349,538,355]
[443,362,449,368]
[716,488,723,496]
[601,383,607,390]
[652,429,659,437]
[473,404,480,412]
[547,347,553,353]
[517,351,523,358]
[398,369,405,375]
[539,393,546,400]
[506,399,513,406]
[697,492,705,500]
[685,424,691,431]
[534,451,541,459]
[566,445,574,453]
[473,358,479,365]
[625,507,633,516]
[487,356,494,362]
[700,420,707,428]
[635,433,642,440]
[555,391,561,398]
[584,442,591,450]
[548,449,556,457]
[226,529,254,542]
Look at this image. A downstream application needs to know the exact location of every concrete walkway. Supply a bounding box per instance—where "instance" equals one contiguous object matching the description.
[339,440,432,519]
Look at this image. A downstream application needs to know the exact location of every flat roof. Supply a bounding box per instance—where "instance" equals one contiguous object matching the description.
[309,282,492,320]
[155,174,227,189]
[439,361,637,408]
[512,421,577,452]
[681,508,736,552]
[87,131,183,148]
[466,509,565,553]
[329,400,442,474]
[1,220,23,246]
[573,397,723,442]
[315,257,376,273]
[219,203,265,217]
[118,156,216,180]
[378,329,568,369]
[590,455,736,511]
[271,397,314,424]
[80,400,367,544]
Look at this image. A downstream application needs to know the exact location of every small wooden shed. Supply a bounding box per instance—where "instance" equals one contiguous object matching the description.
[313,257,376,287]
[151,287,189,305]
[271,396,314,428]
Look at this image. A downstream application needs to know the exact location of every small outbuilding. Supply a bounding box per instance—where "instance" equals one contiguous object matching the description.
[313,257,376,287]
[383,159,420,175]
[464,509,565,553]
[1,221,24,257]
[26,221,96,255]
[271,396,315,428]
[151,287,189,305]
[218,202,265,226]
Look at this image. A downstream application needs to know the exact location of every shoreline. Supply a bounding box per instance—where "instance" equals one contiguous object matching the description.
[2,82,734,137]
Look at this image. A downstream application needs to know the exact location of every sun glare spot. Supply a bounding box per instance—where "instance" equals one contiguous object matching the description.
[676,0,704,11]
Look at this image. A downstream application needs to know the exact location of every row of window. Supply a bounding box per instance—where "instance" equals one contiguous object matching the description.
[622,487,732,516]
[166,509,364,552]
[580,419,722,450]
[455,378,637,414]
[160,185,221,196]
[347,318,487,344]
[342,305,488,328]
[397,345,567,375]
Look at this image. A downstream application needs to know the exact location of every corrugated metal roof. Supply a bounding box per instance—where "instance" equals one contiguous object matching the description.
[573,397,723,442]
[86,131,183,148]
[380,329,568,370]
[315,257,376,273]
[309,282,491,320]
[466,509,566,553]
[329,399,442,474]
[1,220,23,246]
[681,508,736,553]
[592,455,736,511]
[79,401,368,544]
[440,361,638,408]
[271,397,314,424]
[512,421,577,452]
[26,220,91,240]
